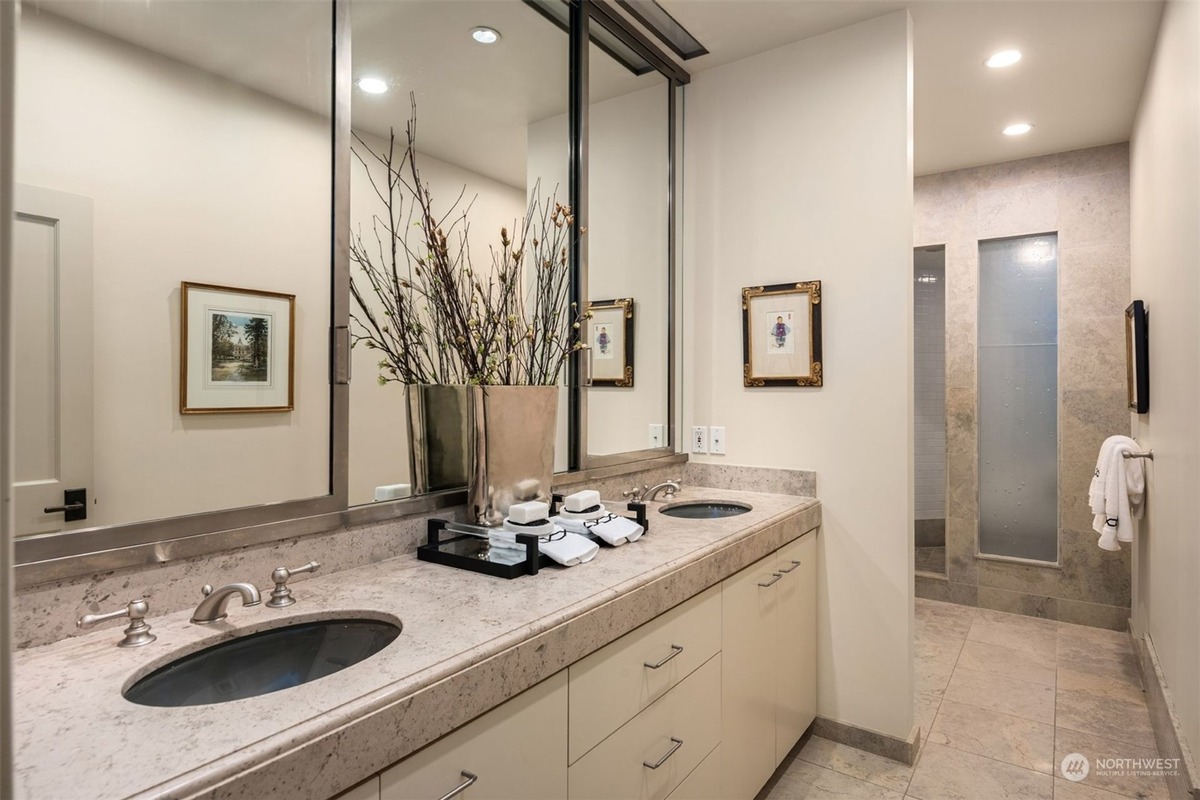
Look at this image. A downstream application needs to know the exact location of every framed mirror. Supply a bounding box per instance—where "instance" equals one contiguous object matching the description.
[11,0,340,564]
[582,8,675,464]
[347,0,571,506]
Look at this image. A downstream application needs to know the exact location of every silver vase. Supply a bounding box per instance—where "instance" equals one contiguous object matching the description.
[467,385,559,527]
[406,384,471,494]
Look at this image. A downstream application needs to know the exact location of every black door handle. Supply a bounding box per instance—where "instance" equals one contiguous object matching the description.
[44,488,87,522]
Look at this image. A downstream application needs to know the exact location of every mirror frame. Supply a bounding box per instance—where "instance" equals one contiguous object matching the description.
[6,0,689,588]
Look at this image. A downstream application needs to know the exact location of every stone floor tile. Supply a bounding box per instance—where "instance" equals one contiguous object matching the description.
[1056,688,1158,749]
[1054,728,1170,799]
[906,742,1053,800]
[943,666,1056,724]
[956,639,1057,687]
[761,758,906,800]
[926,699,1055,774]
[795,735,914,794]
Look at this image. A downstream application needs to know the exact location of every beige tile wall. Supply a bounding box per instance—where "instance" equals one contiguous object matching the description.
[914,143,1132,630]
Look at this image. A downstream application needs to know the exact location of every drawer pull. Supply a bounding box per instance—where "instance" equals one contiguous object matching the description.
[643,737,683,769]
[779,560,802,574]
[758,573,783,588]
[438,770,478,800]
[644,644,684,669]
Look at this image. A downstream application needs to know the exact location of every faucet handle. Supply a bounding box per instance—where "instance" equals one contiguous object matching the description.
[622,485,648,501]
[77,598,157,648]
[266,560,321,609]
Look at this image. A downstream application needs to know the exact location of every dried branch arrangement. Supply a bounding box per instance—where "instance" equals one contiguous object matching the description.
[350,101,584,386]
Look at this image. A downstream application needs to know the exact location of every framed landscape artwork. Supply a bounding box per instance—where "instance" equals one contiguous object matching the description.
[742,281,823,387]
[588,297,635,387]
[181,282,295,413]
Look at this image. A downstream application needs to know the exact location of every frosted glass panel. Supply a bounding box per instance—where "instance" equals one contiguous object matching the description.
[978,235,1058,562]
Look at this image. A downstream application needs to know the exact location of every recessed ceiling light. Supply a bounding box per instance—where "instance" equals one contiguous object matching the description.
[1003,122,1034,136]
[357,77,389,95]
[986,49,1023,69]
[471,26,501,44]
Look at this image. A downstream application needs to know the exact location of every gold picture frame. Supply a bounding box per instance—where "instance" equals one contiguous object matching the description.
[742,281,822,387]
[180,281,296,413]
[587,298,635,387]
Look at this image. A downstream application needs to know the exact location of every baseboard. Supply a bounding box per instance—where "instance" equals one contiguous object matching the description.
[1132,630,1200,799]
[812,715,921,766]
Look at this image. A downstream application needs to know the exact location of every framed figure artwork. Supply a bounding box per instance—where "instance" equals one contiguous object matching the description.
[181,282,296,413]
[588,297,635,387]
[741,281,822,387]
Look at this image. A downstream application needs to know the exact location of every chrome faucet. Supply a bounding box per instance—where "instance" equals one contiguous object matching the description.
[191,582,262,624]
[625,479,681,503]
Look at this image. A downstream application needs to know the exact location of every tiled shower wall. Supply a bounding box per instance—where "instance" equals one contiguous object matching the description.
[914,253,946,522]
[913,143,1133,630]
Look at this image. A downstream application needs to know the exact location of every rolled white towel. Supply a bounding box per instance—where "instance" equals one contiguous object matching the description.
[555,511,644,546]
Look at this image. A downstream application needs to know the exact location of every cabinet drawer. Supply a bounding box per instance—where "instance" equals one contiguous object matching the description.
[380,670,567,800]
[569,654,721,800]
[666,743,721,800]
[569,583,721,763]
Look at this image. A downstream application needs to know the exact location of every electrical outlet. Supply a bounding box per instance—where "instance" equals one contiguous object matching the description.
[710,426,726,455]
[691,426,709,454]
[648,424,664,448]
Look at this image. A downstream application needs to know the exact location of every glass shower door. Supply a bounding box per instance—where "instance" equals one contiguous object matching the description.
[977,234,1059,563]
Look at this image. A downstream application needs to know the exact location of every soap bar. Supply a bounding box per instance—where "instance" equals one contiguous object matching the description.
[508,500,550,524]
[565,489,602,513]
[374,483,412,502]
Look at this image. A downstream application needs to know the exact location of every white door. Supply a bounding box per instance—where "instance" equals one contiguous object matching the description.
[13,184,94,536]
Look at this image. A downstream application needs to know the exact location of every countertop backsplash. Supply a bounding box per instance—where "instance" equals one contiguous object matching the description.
[14,458,817,650]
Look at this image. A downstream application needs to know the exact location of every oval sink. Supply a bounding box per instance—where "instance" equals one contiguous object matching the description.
[124,618,401,707]
[659,500,752,519]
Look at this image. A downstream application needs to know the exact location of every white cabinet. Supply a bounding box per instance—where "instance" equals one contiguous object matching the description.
[667,744,723,800]
[332,776,381,800]
[721,530,818,798]
[379,670,567,800]
[720,550,781,799]
[569,584,721,764]
[775,533,817,764]
[569,655,722,800]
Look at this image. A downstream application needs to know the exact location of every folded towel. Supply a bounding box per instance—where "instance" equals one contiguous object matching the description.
[555,510,644,546]
[488,528,598,566]
[1090,435,1145,550]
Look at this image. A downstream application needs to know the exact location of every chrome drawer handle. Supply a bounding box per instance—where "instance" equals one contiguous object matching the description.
[779,560,801,574]
[643,737,683,769]
[644,644,684,669]
[758,573,783,588]
[438,770,478,800]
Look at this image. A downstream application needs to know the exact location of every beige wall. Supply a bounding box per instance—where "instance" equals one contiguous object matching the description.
[1130,0,1200,761]
[914,143,1134,629]
[15,11,330,526]
[348,131,525,506]
[684,11,915,740]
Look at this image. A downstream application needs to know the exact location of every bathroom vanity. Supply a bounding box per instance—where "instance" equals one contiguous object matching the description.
[10,488,819,800]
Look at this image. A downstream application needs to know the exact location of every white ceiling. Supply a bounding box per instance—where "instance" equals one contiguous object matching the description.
[660,0,1164,175]
[34,0,1164,181]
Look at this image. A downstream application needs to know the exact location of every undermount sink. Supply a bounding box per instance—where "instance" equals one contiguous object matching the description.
[658,500,753,519]
[123,617,402,707]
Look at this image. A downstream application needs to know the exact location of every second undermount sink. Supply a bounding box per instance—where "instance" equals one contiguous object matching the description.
[123,617,401,707]
[658,500,753,519]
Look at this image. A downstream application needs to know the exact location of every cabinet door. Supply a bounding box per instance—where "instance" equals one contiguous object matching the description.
[666,743,722,800]
[331,777,380,800]
[720,552,780,799]
[775,532,818,764]
[380,670,567,800]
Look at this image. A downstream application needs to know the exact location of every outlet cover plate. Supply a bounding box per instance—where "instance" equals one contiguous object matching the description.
[710,426,726,455]
[649,424,664,448]
[691,426,709,454]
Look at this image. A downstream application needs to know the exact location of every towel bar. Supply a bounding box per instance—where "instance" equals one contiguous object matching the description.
[1123,450,1154,460]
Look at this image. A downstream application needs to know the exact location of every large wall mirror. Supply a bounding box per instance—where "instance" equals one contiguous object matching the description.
[12,1,335,541]
[348,0,570,507]
[7,0,687,582]
[583,11,672,461]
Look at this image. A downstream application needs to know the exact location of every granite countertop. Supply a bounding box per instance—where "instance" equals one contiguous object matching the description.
[12,487,820,800]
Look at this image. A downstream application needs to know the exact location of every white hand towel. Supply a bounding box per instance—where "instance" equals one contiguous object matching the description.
[1091,435,1145,550]
[554,510,645,546]
[488,528,598,567]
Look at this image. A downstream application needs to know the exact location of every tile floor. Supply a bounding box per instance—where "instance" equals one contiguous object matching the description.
[761,598,1169,799]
